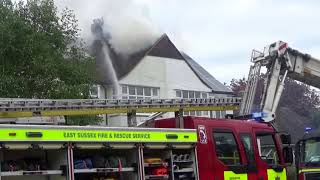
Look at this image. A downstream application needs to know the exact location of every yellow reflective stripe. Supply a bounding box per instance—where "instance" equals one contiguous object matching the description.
[224,171,248,180]
[0,129,197,142]
[267,169,287,180]
[0,106,239,118]
[299,168,320,173]
[0,111,33,118]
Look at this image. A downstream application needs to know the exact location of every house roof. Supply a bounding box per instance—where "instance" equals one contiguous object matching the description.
[147,34,185,60]
[93,34,232,94]
[91,39,150,84]
[180,52,233,93]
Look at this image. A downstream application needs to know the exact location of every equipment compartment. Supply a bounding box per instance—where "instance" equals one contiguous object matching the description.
[171,148,197,180]
[0,143,67,180]
[142,144,171,180]
[72,143,140,180]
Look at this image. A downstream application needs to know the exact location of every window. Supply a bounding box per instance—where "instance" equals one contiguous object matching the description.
[195,92,200,98]
[122,85,159,99]
[256,134,279,165]
[221,111,226,118]
[122,86,128,94]
[152,88,158,96]
[189,91,195,98]
[176,90,182,98]
[240,134,255,163]
[137,87,143,96]
[216,111,221,118]
[215,111,226,118]
[182,90,188,98]
[202,93,208,98]
[301,139,320,164]
[129,86,135,95]
[145,87,151,96]
[213,132,241,165]
[176,90,210,117]
[176,90,208,99]
[90,85,99,98]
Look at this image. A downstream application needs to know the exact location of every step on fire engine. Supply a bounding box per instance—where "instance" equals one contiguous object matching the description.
[0,41,320,180]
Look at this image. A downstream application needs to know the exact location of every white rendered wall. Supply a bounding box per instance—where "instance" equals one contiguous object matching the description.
[119,56,211,98]
[106,56,230,126]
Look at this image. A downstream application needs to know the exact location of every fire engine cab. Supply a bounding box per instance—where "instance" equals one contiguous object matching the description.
[295,131,320,180]
[153,116,291,180]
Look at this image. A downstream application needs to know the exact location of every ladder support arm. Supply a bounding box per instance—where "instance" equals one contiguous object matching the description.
[286,48,320,89]
[244,41,320,122]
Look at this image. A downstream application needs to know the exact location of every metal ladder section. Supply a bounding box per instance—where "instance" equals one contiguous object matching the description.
[239,50,262,115]
[0,98,241,127]
[0,98,241,118]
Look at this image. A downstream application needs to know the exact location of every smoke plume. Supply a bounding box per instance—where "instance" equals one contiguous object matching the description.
[56,0,161,56]
[56,0,161,97]
[56,0,162,97]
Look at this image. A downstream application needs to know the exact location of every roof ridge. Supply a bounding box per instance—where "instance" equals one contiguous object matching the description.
[144,33,168,56]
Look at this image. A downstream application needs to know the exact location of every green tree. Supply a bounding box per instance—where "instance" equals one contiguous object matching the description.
[229,77,247,96]
[0,0,102,125]
[279,79,320,117]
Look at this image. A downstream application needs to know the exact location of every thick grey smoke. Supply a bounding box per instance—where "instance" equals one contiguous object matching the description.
[56,0,161,56]
[56,0,162,97]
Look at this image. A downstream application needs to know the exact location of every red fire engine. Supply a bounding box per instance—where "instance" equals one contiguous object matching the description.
[1,41,320,180]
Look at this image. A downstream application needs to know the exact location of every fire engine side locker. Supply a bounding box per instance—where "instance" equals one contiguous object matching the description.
[141,144,199,180]
[71,142,140,180]
[0,142,68,180]
[171,145,199,180]
[0,125,198,180]
[142,143,172,179]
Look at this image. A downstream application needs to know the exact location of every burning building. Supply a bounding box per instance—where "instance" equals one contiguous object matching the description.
[90,19,233,126]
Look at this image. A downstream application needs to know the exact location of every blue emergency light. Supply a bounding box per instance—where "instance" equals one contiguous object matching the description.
[252,112,268,122]
[305,127,312,133]
[252,112,262,118]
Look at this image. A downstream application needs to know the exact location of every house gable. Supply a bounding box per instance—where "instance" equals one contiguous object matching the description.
[147,34,185,60]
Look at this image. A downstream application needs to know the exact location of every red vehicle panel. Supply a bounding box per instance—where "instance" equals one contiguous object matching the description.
[155,116,287,180]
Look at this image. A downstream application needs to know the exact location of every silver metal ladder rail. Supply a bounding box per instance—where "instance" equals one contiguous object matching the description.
[239,50,262,115]
[0,97,242,118]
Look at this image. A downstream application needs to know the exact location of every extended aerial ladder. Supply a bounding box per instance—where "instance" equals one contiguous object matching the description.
[0,97,241,127]
[240,41,320,122]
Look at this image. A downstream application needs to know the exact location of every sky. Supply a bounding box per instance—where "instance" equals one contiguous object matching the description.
[54,0,320,84]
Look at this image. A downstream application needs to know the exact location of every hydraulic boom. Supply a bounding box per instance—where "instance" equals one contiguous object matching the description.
[241,41,320,122]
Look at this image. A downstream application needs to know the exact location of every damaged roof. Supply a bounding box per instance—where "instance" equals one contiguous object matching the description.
[94,34,232,94]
